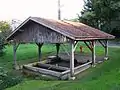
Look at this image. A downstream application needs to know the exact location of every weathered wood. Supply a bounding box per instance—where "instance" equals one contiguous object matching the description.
[70,40,75,77]
[61,44,70,56]
[13,21,68,43]
[74,63,91,75]
[61,61,92,75]
[23,65,61,77]
[98,40,108,60]
[98,40,106,48]
[92,41,96,65]
[13,42,19,69]
[37,63,69,71]
[73,41,78,52]
[105,40,108,59]
[36,43,43,61]
[56,43,60,57]
[84,41,93,51]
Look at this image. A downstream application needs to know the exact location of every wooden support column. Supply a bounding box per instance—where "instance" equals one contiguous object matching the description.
[98,40,108,60]
[92,41,96,65]
[70,40,75,78]
[56,43,60,57]
[13,42,19,69]
[37,43,43,62]
[69,40,78,79]
[104,40,108,60]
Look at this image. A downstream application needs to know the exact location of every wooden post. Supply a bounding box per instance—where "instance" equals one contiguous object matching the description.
[70,40,75,78]
[13,42,17,69]
[37,43,43,62]
[104,40,108,60]
[56,43,60,57]
[13,42,19,69]
[92,41,96,65]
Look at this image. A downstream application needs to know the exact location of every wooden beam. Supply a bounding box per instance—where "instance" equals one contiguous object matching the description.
[36,43,43,62]
[61,44,70,56]
[98,40,106,48]
[73,41,78,52]
[84,41,92,52]
[70,40,75,77]
[98,40,109,60]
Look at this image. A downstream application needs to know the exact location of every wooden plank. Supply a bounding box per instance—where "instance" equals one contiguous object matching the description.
[23,65,62,77]
[61,61,92,75]
[74,64,91,75]
[74,61,92,70]
[13,21,69,43]
[37,63,69,71]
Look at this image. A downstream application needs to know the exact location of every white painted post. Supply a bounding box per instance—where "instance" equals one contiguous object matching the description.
[70,40,75,79]
[92,41,96,66]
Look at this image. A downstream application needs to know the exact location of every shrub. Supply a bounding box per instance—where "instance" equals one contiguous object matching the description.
[0,67,23,90]
[0,35,5,56]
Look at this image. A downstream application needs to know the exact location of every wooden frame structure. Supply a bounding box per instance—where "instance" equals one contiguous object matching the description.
[6,17,115,79]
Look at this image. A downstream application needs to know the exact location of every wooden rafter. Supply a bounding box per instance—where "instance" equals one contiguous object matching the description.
[73,41,78,52]
[84,41,93,52]
[84,40,96,65]
[98,40,106,48]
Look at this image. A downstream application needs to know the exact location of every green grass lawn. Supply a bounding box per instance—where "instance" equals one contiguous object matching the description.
[0,43,119,90]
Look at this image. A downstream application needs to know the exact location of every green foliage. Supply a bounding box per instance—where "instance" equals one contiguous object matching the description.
[5,45,120,90]
[79,0,120,35]
[0,21,11,56]
[0,36,5,56]
[0,67,22,90]
[0,21,11,39]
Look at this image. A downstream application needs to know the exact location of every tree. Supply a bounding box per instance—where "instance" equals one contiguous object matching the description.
[0,21,11,56]
[79,0,120,36]
[0,21,12,39]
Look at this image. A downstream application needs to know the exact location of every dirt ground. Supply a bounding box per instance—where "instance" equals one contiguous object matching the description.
[47,52,104,68]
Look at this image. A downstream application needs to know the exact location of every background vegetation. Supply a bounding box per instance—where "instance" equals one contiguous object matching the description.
[78,0,120,37]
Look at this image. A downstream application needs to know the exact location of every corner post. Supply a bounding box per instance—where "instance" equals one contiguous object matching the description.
[92,40,96,66]
[104,40,108,60]
[70,40,75,79]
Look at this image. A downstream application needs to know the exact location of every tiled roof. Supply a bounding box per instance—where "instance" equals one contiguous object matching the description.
[6,17,115,41]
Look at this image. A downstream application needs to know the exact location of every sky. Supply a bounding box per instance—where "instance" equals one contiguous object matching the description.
[0,0,84,21]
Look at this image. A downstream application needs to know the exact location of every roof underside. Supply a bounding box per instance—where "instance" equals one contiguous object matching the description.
[7,17,115,41]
